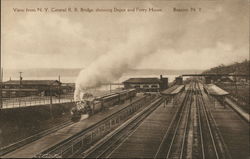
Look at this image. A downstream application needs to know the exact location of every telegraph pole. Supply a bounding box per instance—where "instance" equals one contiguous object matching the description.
[234,64,238,101]
[19,72,22,106]
[19,72,23,86]
[110,83,111,93]
[0,11,2,109]
[0,68,2,109]
[50,84,53,119]
[58,75,60,103]
[19,72,22,79]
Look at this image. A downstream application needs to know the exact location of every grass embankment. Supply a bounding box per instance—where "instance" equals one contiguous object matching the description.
[217,83,249,113]
[0,103,74,148]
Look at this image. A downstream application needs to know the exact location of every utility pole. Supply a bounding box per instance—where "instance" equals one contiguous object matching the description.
[18,72,22,106]
[50,85,53,119]
[110,83,111,93]
[0,68,2,109]
[234,64,238,101]
[58,75,60,103]
[19,72,23,86]
[0,24,2,109]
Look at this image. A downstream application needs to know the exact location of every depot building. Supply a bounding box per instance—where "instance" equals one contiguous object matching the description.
[123,75,168,92]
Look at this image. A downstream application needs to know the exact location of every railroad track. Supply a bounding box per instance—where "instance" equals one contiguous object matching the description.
[195,81,231,159]
[69,81,234,159]
[153,81,231,159]
[87,81,232,159]
[199,82,249,159]
[153,82,194,159]
[0,119,74,156]
[35,95,157,158]
[7,81,236,159]
[82,97,164,158]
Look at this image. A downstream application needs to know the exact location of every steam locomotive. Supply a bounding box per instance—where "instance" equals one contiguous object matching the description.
[71,89,137,122]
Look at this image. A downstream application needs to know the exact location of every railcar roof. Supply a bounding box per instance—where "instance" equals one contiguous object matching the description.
[118,90,129,94]
[102,94,119,99]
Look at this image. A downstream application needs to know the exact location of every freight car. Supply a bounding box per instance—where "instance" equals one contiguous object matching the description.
[71,89,137,122]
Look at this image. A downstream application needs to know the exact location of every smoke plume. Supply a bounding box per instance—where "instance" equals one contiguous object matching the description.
[74,13,164,101]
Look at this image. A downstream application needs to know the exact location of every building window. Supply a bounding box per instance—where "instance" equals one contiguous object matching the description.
[143,85,149,88]
[151,85,158,88]
[134,85,140,89]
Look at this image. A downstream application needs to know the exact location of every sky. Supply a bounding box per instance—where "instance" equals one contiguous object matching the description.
[1,0,249,70]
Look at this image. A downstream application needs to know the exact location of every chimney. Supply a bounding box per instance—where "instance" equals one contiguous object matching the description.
[160,75,168,90]
[19,72,23,87]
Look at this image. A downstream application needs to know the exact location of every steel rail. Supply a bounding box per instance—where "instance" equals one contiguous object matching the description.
[198,83,232,159]
[196,82,205,159]
[153,83,191,159]
[179,83,193,159]
[165,82,193,159]
[0,120,73,157]
[104,99,163,158]
[197,84,220,159]
[92,98,164,158]
[156,82,194,159]
[36,95,156,158]
[153,91,186,158]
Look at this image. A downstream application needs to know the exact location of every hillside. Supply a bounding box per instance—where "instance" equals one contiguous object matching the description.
[202,60,250,75]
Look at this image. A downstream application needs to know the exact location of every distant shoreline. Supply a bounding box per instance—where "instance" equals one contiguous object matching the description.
[3,68,203,82]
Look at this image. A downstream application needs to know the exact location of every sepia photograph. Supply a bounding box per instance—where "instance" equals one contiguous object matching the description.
[0,0,249,158]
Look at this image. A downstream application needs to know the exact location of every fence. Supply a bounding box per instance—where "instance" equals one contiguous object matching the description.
[1,94,74,109]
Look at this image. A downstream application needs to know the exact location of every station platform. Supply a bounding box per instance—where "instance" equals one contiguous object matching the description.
[197,83,249,159]
[108,91,186,158]
[109,99,178,158]
[1,95,145,158]
[204,84,249,122]
[161,85,185,96]
[171,85,185,95]
[225,98,249,122]
[204,84,229,96]
[201,89,249,159]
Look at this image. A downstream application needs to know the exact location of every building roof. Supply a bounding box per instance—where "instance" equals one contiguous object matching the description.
[3,80,61,85]
[2,88,39,92]
[220,76,233,82]
[204,84,229,96]
[61,83,75,87]
[123,78,161,84]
